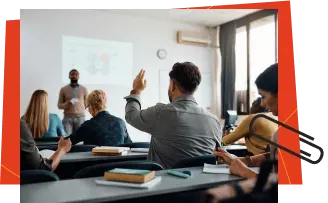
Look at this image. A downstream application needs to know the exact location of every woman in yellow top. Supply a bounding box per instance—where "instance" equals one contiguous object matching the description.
[221,97,278,155]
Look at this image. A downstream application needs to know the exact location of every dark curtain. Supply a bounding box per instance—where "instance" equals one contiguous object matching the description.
[220,21,236,118]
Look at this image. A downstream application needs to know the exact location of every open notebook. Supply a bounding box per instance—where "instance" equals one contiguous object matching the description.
[95,177,162,189]
[203,163,260,174]
[38,149,56,159]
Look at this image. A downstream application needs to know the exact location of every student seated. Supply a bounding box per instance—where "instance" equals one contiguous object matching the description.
[124,62,222,169]
[20,119,71,171]
[221,97,278,155]
[206,63,279,203]
[70,90,132,146]
[22,90,66,139]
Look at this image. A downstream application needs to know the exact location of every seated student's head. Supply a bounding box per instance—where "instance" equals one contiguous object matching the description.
[250,97,267,114]
[24,90,49,139]
[168,62,202,102]
[86,90,107,117]
[255,63,278,116]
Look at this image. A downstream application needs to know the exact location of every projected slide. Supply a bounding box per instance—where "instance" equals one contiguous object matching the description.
[62,36,133,86]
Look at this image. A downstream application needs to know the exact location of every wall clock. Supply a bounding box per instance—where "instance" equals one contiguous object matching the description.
[157,49,167,60]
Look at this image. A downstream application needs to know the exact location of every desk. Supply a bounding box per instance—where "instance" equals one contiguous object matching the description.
[35,141,58,146]
[21,166,259,203]
[61,151,148,163]
[55,151,148,179]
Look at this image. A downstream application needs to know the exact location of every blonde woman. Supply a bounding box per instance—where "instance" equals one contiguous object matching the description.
[70,90,132,146]
[22,90,66,139]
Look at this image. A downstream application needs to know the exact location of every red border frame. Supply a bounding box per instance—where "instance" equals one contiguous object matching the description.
[2,19,20,184]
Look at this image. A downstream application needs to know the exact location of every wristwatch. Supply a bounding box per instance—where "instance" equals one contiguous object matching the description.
[245,156,253,167]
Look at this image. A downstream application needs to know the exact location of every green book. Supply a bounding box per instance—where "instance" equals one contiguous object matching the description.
[107,168,151,175]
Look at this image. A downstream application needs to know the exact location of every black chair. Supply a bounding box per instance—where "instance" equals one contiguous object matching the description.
[172,154,217,169]
[74,160,164,179]
[115,142,150,148]
[21,170,60,185]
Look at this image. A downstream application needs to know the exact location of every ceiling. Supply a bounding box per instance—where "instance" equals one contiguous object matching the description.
[95,9,260,27]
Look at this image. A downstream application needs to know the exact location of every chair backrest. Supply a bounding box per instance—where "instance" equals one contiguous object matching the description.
[21,170,60,185]
[115,142,150,148]
[172,154,216,169]
[74,160,164,179]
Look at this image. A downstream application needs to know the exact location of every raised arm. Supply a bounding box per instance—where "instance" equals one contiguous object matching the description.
[124,69,158,134]
[125,94,159,133]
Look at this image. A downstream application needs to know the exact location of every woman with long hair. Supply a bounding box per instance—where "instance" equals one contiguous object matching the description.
[23,90,66,139]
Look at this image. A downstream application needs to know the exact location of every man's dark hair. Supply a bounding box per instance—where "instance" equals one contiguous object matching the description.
[169,62,201,93]
[69,69,79,75]
[255,63,278,94]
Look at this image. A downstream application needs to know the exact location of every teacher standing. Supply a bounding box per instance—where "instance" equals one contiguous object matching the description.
[58,69,88,135]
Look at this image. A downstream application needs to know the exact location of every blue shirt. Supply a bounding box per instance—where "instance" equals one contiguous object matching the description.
[21,113,66,138]
[70,111,132,146]
[43,113,66,138]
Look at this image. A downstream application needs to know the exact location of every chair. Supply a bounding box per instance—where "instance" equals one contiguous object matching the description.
[21,170,60,185]
[115,142,150,148]
[73,160,164,179]
[172,154,217,169]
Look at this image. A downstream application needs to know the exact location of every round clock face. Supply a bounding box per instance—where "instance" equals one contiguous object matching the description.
[157,49,167,59]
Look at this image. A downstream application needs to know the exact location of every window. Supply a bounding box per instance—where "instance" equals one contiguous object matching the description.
[235,26,248,113]
[249,15,276,106]
[235,11,277,114]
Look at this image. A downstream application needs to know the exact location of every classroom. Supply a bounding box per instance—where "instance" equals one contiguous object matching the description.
[20,9,278,203]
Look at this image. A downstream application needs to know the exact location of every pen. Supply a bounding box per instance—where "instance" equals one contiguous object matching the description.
[215,142,219,165]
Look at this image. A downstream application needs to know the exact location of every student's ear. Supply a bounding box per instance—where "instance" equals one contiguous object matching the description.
[171,81,177,92]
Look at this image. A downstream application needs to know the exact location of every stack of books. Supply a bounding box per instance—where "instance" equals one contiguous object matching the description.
[95,168,161,189]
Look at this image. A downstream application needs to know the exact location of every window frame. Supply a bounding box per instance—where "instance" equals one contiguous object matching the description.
[235,9,278,115]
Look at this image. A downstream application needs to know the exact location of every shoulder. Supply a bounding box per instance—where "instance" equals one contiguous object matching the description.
[108,113,125,123]
[49,113,60,120]
[154,102,175,111]
[60,85,70,91]
[79,85,87,91]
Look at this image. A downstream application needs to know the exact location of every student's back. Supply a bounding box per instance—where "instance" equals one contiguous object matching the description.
[70,110,132,146]
[70,90,132,146]
[147,95,221,169]
[43,113,66,138]
[124,62,222,169]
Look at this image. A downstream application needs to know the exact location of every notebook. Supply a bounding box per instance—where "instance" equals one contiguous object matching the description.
[104,168,155,183]
[203,163,231,174]
[39,149,56,159]
[203,163,260,174]
[95,177,161,189]
[130,148,149,153]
